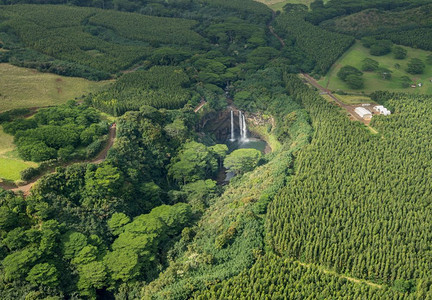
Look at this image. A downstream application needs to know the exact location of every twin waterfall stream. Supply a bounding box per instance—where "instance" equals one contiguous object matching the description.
[230,110,248,142]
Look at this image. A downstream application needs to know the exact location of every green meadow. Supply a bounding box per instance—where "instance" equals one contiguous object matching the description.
[0,63,110,112]
[318,41,432,95]
[0,125,37,182]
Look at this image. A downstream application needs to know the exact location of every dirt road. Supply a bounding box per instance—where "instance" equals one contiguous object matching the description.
[268,12,286,48]
[194,100,207,113]
[300,73,370,124]
[1,124,117,196]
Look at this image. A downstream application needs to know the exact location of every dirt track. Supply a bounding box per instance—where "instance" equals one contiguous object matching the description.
[300,73,371,125]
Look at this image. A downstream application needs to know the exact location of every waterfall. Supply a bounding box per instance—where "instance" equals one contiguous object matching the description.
[237,111,248,142]
[242,113,247,141]
[230,110,235,141]
[239,111,243,139]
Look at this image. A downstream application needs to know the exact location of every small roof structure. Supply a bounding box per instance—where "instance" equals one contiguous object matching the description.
[355,107,372,120]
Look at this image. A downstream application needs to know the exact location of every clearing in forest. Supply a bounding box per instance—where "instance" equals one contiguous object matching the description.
[255,0,312,11]
[0,63,110,112]
[0,126,37,182]
[318,41,432,95]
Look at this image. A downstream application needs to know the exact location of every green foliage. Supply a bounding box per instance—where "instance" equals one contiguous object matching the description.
[274,12,354,75]
[406,57,425,74]
[180,179,218,212]
[89,66,193,115]
[306,0,431,25]
[85,164,124,199]
[266,76,432,293]
[369,40,393,56]
[76,261,107,296]
[88,10,206,48]
[400,75,413,88]
[108,213,131,236]
[105,203,192,284]
[337,65,363,81]
[5,103,106,162]
[345,74,364,89]
[141,67,313,299]
[0,5,207,75]
[168,141,218,185]
[193,255,410,299]
[26,263,59,288]
[224,149,262,174]
[393,46,408,59]
[61,231,88,260]
[376,67,392,80]
[374,28,432,51]
[2,247,41,281]
[361,58,379,71]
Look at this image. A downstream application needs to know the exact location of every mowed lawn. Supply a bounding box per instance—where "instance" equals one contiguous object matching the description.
[0,63,111,112]
[318,41,432,95]
[0,125,37,182]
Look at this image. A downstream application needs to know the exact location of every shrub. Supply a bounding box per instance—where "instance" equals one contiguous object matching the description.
[406,58,425,74]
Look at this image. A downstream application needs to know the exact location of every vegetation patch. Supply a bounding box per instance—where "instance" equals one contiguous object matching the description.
[1,103,109,163]
[318,41,432,94]
[320,4,432,38]
[0,63,109,112]
[89,66,197,116]
[274,11,354,75]
[0,123,38,182]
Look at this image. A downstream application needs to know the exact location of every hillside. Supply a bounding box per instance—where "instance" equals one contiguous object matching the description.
[318,41,432,94]
[1,0,432,299]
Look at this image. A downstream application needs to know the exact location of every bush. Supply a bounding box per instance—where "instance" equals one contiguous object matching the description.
[20,167,41,181]
[86,136,106,159]
[345,74,364,89]
[393,46,407,59]
[361,58,379,71]
[406,58,425,74]
[337,65,362,81]
[370,40,392,56]
[0,108,30,123]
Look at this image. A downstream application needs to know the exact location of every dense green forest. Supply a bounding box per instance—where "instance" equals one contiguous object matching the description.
[88,66,196,115]
[2,103,108,162]
[274,11,354,75]
[1,0,432,298]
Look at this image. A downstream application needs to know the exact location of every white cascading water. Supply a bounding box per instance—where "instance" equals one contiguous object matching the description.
[230,110,235,141]
[242,113,247,141]
[239,111,243,140]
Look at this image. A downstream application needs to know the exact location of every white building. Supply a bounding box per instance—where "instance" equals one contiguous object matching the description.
[373,105,391,116]
[355,107,372,120]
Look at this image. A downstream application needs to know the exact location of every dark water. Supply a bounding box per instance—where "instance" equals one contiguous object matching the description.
[227,137,267,153]
[223,137,268,182]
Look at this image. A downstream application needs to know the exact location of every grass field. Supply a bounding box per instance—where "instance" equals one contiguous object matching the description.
[0,63,111,112]
[333,94,375,105]
[255,0,313,11]
[0,125,37,182]
[318,41,432,95]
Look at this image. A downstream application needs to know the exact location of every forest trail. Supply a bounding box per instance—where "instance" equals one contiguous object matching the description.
[268,11,286,48]
[194,100,207,113]
[296,260,383,289]
[1,124,117,196]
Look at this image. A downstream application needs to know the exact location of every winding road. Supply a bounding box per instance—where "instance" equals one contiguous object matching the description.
[0,124,117,196]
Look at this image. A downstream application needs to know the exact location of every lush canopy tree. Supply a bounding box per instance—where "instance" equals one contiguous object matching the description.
[393,46,407,59]
[406,58,425,74]
[224,149,262,174]
[337,65,362,81]
[168,142,218,185]
[26,263,59,288]
[361,58,379,71]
